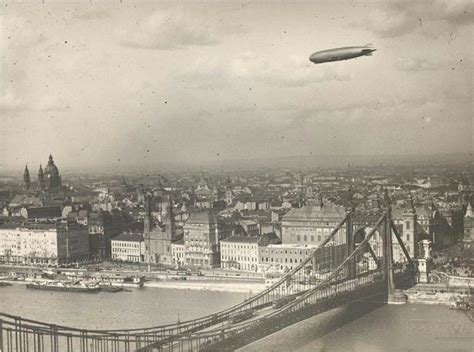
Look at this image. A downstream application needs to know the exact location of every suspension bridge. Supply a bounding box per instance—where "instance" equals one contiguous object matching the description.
[0,207,417,352]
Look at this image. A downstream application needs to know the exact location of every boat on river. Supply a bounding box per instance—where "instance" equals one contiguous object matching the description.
[26,280,100,293]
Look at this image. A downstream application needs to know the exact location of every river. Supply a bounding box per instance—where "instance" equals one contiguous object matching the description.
[1,285,472,351]
[0,284,246,330]
[240,303,474,352]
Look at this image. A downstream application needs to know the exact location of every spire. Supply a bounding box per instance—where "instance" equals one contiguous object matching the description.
[466,202,473,218]
[407,191,415,213]
[383,188,391,206]
[37,164,44,191]
[144,193,152,233]
[319,193,324,209]
[23,165,31,191]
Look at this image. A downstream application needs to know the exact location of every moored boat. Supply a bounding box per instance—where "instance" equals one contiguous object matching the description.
[26,281,100,293]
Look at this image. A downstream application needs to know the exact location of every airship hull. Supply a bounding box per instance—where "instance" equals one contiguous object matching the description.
[309,46,376,64]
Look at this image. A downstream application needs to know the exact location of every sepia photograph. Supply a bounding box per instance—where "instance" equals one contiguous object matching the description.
[0,1,473,351]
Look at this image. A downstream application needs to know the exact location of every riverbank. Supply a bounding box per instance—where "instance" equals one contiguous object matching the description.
[404,283,473,306]
[0,277,265,293]
[144,279,265,293]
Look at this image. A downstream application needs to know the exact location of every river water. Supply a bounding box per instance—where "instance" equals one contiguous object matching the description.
[0,284,246,330]
[240,303,474,352]
[1,285,472,351]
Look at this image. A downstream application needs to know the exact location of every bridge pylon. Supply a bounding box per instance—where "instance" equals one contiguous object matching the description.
[382,207,395,302]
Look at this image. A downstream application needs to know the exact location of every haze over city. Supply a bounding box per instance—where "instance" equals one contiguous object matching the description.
[1,0,473,172]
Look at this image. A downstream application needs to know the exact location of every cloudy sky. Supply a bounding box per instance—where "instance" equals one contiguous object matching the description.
[1,0,472,172]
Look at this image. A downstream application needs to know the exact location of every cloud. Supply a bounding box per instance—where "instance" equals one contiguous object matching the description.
[395,56,474,72]
[358,9,418,38]
[179,52,351,91]
[440,1,474,26]
[0,91,69,113]
[36,95,70,112]
[0,90,25,112]
[231,53,352,87]
[395,58,442,72]
[74,9,111,22]
[353,0,473,38]
[118,11,218,50]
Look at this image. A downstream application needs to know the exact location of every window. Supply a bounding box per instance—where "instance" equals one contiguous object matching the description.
[296,235,301,241]
[406,234,410,241]
[406,221,410,229]
[304,235,307,242]
[311,235,314,242]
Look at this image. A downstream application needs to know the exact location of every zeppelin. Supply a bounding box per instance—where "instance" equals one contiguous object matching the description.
[309,45,376,64]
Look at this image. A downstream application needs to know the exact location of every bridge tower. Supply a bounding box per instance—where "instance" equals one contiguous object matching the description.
[382,206,395,302]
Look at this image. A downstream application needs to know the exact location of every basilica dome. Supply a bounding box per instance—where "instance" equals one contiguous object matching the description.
[44,154,59,178]
[43,154,62,192]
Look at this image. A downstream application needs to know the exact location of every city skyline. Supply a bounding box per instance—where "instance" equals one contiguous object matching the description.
[1,0,473,172]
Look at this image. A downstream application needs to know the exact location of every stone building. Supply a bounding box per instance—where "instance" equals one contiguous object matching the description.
[111,233,144,262]
[220,232,280,271]
[0,221,89,265]
[463,203,474,249]
[183,211,219,268]
[259,243,346,274]
[88,211,113,259]
[43,154,62,193]
[171,239,185,267]
[23,165,31,191]
[144,195,179,265]
[281,201,346,246]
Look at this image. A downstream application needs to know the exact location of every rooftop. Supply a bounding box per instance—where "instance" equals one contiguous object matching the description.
[221,235,260,244]
[112,233,143,242]
[282,204,346,222]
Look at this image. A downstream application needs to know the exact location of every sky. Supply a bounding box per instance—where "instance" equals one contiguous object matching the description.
[1,0,473,172]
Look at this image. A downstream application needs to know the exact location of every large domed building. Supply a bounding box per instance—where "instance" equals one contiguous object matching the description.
[38,154,62,193]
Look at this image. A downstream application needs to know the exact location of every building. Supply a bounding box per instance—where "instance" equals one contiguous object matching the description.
[220,232,280,271]
[463,203,474,249]
[19,206,62,220]
[37,164,44,191]
[281,202,346,246]
[23,165,31,191]
[259,243,346,274]
[171,239,185,267]
[88,211,113,259]
[369,201,430,262]
[144,195,179,265]
[183,211,219,268]
[111,233,144,262]
[43,154,62,193]
[0,222,89,265]
[220,236,260,271]
[8,195,43,216]
[238,219,260,237]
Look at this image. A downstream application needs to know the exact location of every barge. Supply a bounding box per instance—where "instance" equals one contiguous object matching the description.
[26,281,100,293]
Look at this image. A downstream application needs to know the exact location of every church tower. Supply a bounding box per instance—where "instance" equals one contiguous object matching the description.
[37,164,44,191]
[23,165,31,191]
[144,193,152,234]
[402,193,417,259]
